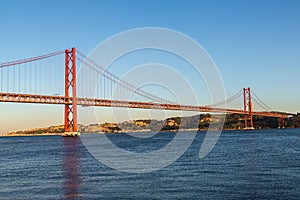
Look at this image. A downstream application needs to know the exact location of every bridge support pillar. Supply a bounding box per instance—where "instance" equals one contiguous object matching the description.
[63,47,78,136]
[278,118,285,128]
[243,87,254,130]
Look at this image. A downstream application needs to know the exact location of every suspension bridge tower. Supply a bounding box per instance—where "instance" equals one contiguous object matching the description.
[62,47,79,136]
[243,87,254,130]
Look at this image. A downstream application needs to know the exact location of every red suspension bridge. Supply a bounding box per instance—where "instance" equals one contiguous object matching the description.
[0,48,292,135]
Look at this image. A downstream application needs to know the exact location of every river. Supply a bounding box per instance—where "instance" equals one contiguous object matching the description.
[0,129,299,199]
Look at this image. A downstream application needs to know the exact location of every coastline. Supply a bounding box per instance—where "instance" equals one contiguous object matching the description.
[0,132,62,137]
[2,112,298,137]
[0,127,292,137]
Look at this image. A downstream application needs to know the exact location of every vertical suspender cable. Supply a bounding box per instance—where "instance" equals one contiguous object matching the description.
[110,74,113,99]
[29,62,32,93]
[1,67,3,92]
[46,58,48,95]
[7,66,9,92]
[49,57,51,95]
[44,58,46,94]
[13,65,15,93]
[23,63,25,93]
[89,66,91,98]
[38,60,40,94]
[26,63,28,93]
[49,58,51,95]
[49,57,52,95]
[35,61,37,94]
[56,55,59,95]
[104,74,106,99]
[18,64,20,93]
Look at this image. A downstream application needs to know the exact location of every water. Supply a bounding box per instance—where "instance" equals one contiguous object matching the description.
[0,129,299,199]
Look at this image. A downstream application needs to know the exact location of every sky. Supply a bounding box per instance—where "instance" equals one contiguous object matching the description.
[0,0,299,133]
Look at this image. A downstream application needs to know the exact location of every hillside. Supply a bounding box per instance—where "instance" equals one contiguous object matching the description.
[3,113,300,136]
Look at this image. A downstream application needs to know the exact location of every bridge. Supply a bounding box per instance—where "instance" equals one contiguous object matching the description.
[0,48,292,135]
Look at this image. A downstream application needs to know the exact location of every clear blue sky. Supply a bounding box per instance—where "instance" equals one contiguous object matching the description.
[0,0,299,133]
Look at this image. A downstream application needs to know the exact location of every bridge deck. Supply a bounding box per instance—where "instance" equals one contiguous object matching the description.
[0,92,290,118]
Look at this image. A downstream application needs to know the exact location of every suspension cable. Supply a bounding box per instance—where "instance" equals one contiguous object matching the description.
[0,50,64,68]
[76,51,173,103]
[206,90,243,108]
[252,91,272,111]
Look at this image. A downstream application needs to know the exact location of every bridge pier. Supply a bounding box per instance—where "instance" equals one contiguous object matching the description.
[63,48,79,136]
[62,132,80,137]
[278,118,285,128]
[243,87,254,130]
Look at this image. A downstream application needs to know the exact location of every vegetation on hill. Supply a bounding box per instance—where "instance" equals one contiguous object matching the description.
[3,113,300,136]
[286,113,300,128]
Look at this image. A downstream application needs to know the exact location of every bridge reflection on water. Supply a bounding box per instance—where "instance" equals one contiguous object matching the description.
[62,137,81,199]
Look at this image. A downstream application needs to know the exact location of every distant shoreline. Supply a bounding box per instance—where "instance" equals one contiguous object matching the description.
[0,127,295,137]
[2,113,299,137]
[0,132,62,137]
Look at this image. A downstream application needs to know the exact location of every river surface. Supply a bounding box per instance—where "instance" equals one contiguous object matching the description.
[0,129,299,199]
